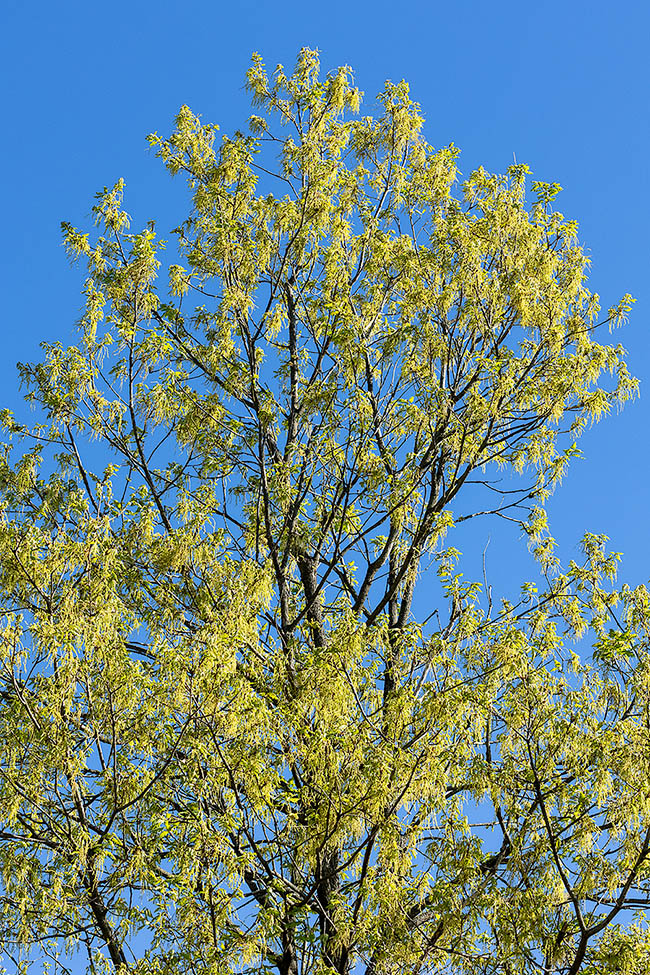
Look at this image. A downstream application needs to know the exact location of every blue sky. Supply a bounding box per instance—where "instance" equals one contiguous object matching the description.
[0,0,648,596]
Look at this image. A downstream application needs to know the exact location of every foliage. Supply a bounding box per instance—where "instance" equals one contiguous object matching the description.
[0,49,646,975]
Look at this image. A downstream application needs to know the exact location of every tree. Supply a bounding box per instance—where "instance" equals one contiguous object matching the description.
[0,46,647,975]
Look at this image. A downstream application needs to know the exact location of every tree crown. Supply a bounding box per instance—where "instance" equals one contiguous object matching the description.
[0,48,646,975]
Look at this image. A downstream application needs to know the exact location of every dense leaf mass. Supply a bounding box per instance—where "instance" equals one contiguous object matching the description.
[0,49,647,975]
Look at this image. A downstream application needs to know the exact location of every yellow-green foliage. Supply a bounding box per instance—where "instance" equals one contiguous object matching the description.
[0,49,646,975]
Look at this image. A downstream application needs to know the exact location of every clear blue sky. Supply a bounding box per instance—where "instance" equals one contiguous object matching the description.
[0,0,648,596]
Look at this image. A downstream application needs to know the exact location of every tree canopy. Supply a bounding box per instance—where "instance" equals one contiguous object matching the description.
[0,48,647,975]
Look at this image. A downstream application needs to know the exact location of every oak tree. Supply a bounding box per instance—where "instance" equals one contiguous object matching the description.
[0,49,647,975]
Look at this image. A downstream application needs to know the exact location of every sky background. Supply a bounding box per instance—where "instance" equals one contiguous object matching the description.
[0,0,648,600]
